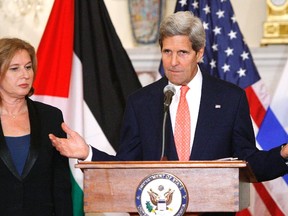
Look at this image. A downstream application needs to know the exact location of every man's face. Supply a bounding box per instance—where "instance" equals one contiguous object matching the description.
[161,35,204,85]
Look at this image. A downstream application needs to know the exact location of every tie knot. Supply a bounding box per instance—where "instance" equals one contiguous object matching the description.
[180,85,189,97]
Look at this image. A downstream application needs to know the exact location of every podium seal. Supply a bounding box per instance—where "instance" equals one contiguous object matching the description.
[135,172,188,216]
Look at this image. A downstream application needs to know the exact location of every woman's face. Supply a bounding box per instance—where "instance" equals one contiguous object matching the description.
[0,49,34,100]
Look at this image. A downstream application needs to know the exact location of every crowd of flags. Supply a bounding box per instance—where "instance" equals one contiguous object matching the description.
[30,0,287,215]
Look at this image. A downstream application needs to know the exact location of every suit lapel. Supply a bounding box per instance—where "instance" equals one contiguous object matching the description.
[149,77,179,160]
[0,98,40,180]
[21,98,40,179]
[146,78,168,158]
[165,113,179,160]
[146,78,166,126]
[0,122,21,180]
[190,73,221,159]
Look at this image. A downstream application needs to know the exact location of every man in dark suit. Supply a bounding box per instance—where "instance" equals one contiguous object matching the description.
[49,11,288,182]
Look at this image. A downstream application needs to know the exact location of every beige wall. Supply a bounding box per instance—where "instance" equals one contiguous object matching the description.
[106,0,266,48]
[0,0,267,49]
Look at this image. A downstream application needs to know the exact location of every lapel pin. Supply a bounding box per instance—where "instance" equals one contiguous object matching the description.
[215,104,221,109]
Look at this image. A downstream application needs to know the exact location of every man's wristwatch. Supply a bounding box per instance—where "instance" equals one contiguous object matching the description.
[281,144,288,166]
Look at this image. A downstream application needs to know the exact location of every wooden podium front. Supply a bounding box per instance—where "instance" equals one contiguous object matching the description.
[76,161,256,215]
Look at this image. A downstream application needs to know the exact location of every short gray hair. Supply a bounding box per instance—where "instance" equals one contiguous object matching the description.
[159,11,206,52]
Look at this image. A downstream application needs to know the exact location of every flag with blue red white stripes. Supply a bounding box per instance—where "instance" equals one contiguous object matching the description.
[174,0,288,215]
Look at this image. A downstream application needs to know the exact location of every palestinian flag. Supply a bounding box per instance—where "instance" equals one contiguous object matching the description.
[32,0,142,215]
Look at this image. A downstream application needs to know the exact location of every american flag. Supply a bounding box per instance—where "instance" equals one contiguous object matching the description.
[174,0,288,215]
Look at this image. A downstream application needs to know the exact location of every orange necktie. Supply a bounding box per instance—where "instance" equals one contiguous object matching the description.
[174,85,191,161]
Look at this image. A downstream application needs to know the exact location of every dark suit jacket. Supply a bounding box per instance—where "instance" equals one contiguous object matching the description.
[92,72,288,182]
[0,98,72,216]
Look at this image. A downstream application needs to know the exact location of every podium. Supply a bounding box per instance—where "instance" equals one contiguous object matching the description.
[76,161,257,215]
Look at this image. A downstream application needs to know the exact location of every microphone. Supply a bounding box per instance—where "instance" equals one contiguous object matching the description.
[163,84,176,113]
[161,84,176,161]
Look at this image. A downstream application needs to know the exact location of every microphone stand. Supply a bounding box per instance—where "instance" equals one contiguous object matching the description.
[161,85,175,161]
[160,109,168,161]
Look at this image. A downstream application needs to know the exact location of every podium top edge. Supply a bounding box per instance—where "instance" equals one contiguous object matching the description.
[75,160,248,169]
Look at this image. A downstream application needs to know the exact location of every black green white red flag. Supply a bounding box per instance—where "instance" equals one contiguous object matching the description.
[32,0,142,215]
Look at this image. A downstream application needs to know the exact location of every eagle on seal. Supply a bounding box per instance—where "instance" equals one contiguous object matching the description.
[147,188,174,210]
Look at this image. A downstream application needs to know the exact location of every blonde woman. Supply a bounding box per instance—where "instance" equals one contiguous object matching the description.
[0,38,72,216]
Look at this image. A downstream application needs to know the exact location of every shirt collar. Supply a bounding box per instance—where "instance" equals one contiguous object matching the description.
[168,65,203,94]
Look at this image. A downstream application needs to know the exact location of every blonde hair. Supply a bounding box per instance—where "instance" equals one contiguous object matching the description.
[0,38,37,96]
